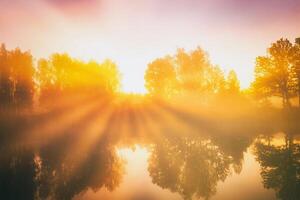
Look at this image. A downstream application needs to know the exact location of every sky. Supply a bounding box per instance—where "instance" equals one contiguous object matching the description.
[0,0,299,93]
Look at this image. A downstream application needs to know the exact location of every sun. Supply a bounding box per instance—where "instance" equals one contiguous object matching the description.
[121,84,147,94]
[120,73,147,94]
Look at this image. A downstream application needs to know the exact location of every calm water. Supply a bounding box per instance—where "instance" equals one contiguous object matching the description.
[73,133,298,200]
[0,102,299,200]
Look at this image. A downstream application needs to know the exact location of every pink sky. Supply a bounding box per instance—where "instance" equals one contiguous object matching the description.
[1,0,299,92]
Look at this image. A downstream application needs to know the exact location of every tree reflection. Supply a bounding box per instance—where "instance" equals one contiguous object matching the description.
[0,91,298,200]
[0,147,36,200]
[254,133,300,200]
[0,133,125,200]
[213,135,251,174]
[36,139,124,200]
[148,134,249,200]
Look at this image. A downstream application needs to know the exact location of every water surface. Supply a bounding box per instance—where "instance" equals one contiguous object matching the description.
[1,100,299,200]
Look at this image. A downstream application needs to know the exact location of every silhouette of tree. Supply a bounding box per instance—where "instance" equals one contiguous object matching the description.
[252,39,296,107]
[254,133,300,200]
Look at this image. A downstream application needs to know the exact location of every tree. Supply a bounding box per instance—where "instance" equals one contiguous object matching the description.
[176,47,210,92]
[144,56,178,97]
[205,65,226,94]
[99,59,121,93]
[37,58,57,102]
[0,44,34,110]
[50,53,73,91]
[226,70,240,94]
[291,38,300,106]
[0,44,12,108]
[37,54,121,102]
[252,38,296,108]
[144,47,228,99]
[9,48,34,108]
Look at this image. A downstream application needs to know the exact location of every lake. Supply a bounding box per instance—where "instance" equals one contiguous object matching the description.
[0,98,299,200]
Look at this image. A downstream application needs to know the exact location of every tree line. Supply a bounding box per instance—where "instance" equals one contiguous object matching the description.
[144,47,240,99]
[0,44,120,111]
[1,37,300,111]
[144,38,300,108]
[0,44,34,109]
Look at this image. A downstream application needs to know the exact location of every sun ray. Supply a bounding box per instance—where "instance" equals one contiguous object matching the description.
[22,95,106,147]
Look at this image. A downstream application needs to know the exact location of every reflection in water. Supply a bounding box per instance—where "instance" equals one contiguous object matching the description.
[0,98,299,200]
[36,142,124,200]
[147,134,251,200]
[148,136,231,200]
[0,147,36,200]
[254,133,300,200]
[0,140,124,200]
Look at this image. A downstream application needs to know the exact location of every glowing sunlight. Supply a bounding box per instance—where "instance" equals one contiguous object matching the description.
[1,1,300,200]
